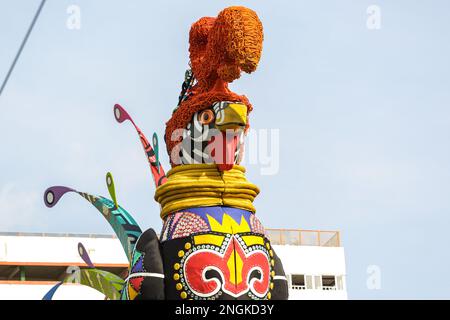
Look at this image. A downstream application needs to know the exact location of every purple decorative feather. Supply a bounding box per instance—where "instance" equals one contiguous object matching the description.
[78,242,95,268]
[43,186,75,208]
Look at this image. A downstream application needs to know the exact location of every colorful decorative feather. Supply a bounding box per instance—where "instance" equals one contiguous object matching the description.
[78,269,124,300]
[78,242,94,268]
[44,181,141,261]
[113,103,167,187]
[42,282,63,300]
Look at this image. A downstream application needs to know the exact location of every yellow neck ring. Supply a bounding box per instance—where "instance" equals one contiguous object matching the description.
[154,164,260,219]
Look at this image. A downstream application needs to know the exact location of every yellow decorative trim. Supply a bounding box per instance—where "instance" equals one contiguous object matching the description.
[241,235,265,246]
[194,234,225,247]
[155,164,260,218]
[227,248,243,285]
[207,214,251,233]
[128,285,138,300]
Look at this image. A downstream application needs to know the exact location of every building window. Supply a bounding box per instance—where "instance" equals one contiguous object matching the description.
[289,274,344,291]
[321,275,336,290]
[290,274,306,290]
[336,275,344,290]
[305,275,313,289]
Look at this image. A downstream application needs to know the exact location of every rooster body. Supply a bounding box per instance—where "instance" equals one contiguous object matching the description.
[45,6,288,300]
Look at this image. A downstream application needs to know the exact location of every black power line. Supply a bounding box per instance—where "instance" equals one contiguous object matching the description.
[0,0,47,97]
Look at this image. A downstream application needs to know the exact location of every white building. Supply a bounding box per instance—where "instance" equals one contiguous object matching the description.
[268,229,347,300]
[0,229,347,300]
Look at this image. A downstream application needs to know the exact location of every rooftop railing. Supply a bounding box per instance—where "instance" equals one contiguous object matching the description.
[1,229,341,247]
[265,229,341,247]
[0,232,117,239]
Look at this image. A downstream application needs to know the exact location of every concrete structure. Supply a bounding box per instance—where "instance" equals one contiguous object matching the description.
[0,229,347,300]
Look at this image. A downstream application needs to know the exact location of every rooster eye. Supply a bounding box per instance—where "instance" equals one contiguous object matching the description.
[198,110,215,125]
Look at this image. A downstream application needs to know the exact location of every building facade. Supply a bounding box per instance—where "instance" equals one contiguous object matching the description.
[0,230,346,300]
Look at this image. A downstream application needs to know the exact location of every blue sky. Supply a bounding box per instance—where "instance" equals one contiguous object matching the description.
[1,0,450,299]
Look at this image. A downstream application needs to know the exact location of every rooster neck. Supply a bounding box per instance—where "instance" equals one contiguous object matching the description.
[211,78,230,93]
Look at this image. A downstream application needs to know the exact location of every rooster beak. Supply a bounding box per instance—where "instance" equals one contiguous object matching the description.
[214,103,247,131]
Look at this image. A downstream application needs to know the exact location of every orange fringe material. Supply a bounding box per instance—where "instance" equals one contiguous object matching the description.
[165,6,263,166]
[165,92,252,166]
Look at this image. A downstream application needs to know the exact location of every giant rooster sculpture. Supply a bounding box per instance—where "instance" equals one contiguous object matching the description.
[43,6,289,300]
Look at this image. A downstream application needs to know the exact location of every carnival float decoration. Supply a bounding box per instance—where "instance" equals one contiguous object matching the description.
[43,6,288,300]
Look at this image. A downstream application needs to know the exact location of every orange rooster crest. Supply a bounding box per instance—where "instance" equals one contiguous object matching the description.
[165,6,264,165]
